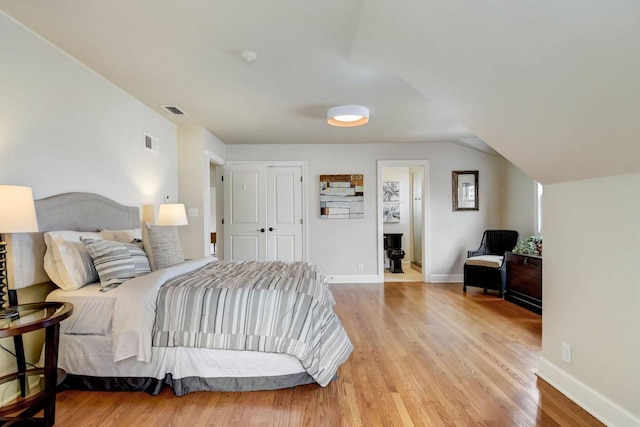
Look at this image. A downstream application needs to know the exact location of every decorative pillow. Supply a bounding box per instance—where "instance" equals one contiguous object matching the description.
[43,230,114,290]
[142,221,184,271]
[82,238,151,291]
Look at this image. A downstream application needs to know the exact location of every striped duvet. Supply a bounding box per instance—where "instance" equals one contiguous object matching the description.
[152,260,353,386]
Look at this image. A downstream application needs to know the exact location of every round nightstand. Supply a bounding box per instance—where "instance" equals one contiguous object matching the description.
[0,302,73,427]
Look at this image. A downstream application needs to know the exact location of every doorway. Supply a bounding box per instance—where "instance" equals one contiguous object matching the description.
[410,166,423,270]
[209,162,218,257]
[377,160,429,283]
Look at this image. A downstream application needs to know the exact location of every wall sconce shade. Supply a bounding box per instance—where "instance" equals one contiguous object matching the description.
[327,105,370,127]
[158,203,188,226]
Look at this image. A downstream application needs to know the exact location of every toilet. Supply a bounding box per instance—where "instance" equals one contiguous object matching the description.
[384,233,405,273]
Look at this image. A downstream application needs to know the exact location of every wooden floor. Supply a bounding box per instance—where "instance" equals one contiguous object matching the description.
[52,282,603,426]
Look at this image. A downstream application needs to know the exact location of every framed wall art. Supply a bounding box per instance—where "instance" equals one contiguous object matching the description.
[320,174,364,219]
[452,170,478,211]
[383,181,400,222]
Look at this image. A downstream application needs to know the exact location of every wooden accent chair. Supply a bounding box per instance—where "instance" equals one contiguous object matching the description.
[463,230,519,297]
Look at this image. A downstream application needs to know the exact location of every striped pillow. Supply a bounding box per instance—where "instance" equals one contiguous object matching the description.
[82,238,151,291]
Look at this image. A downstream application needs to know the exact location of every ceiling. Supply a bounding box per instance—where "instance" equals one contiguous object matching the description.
[2,1,639,183]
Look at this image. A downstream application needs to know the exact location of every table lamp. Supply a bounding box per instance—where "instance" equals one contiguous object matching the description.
[0,185,39,319]
[157,203,188,226]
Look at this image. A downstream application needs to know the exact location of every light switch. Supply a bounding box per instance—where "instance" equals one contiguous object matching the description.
[188,208,199,217]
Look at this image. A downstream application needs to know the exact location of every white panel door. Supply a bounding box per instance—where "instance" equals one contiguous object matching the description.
[224,163,304,262]
[266,166,303,262]
[223,164,266,261]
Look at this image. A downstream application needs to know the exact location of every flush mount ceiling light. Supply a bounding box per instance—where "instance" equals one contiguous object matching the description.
[327,105,370,127]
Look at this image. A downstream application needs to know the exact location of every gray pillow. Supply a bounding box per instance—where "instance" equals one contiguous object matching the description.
[82,238,151,291]
[142,221,185,270]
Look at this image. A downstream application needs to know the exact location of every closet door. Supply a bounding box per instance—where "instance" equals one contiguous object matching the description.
[266,166,303,262]
[224,163,304,262]
[223,164,267,261]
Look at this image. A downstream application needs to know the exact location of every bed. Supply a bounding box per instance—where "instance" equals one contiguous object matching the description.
[6,192,352,396]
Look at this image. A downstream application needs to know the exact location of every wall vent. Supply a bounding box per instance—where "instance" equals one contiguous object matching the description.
[144,133,159,153]
[162,106,186,115]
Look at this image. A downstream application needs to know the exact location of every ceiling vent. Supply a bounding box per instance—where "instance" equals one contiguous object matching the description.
[162,106,186,115]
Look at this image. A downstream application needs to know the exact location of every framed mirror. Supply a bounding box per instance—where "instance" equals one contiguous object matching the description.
[452,170,478,211]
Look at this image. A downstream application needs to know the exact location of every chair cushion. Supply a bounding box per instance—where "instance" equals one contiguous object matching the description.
[465,255,503,268]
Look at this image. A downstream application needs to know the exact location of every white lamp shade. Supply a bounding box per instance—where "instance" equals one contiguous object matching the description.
[327,105,370,127]
[0,185,38,233]
[158,203,188,226]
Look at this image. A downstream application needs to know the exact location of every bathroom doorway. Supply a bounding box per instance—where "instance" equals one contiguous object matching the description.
[377,160,429,283]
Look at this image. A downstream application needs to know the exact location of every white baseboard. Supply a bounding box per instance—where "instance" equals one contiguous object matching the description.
[537,357,640,427]
[429,274,463,283]
[326,275,382,284]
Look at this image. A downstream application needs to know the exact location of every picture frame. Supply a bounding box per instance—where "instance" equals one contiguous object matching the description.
[452,170,478,211]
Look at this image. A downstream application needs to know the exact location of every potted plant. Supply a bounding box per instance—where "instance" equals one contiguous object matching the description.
[512,236,543,256]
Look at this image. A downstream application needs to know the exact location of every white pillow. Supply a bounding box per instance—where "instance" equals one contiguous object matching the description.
[43,230,114,290]
[107,228,142,243]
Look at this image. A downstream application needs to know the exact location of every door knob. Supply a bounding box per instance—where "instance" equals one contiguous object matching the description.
[269,227,277,232]
[256,228,265,233]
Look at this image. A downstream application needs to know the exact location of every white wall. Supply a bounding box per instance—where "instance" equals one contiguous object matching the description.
[0,13,178,372]
[177,126,226,259]
[0,13,177,209]
[382,166,412,263]
[226,142,504,281]
[538,173,640,426]
[501,159,536,239]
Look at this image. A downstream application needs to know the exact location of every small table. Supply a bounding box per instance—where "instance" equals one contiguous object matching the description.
[0,302,73,427]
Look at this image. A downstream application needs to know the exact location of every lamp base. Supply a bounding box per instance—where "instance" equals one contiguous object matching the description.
[0,306,18,319]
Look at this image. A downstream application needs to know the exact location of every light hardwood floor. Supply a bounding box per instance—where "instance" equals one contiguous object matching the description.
[53,282,603,426]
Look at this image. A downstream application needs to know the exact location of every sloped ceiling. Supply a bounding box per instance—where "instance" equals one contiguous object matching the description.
[2,1,638,183]
[351,0,640,183]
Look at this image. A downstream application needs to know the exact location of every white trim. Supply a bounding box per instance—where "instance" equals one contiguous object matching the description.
[537,357,640,427]
[204,149,225,166]
[429,274,463,283]
[326,275,382,284]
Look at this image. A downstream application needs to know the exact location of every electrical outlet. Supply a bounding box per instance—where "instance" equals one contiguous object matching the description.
[188,208,199,217]
[562,343,572,364]
[357,263,364,271]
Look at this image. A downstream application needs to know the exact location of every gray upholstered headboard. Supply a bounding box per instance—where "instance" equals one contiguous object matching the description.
[6,192,140,289]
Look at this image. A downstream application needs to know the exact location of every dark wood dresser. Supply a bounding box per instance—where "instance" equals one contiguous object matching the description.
[505,252,542,314]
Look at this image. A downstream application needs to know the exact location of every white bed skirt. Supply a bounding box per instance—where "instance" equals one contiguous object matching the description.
[57,333,307,380]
